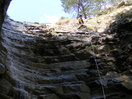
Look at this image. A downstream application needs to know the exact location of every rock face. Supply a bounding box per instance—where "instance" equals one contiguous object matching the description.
[1,18,92,99]
[0,63,5,74]
[0,2,132,99]
[0,0,11,28]
[85,5,132,32]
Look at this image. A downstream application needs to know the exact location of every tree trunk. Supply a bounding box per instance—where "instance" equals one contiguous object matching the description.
[82,5,87,19]
[77,0,87,19]
[77,3,80,17]
[77,0,81,17]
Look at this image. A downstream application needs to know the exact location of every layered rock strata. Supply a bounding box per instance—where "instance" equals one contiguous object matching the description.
[0,1,132,99]
[0,17,131,99]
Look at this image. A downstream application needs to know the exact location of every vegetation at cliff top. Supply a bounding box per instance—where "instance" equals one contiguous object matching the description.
[60,0,132,18]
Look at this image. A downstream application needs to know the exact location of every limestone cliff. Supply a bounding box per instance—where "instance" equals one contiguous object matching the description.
[0,1,132,99]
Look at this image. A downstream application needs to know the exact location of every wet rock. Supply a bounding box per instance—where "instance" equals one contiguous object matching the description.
[0,63,5,75]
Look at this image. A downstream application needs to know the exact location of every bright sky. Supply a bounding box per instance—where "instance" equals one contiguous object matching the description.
[7,0,71,23]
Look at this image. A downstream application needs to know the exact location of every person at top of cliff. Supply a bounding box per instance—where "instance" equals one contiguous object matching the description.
[77,15,84,24]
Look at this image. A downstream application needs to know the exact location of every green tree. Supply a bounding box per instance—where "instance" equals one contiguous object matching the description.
[61,0,124,18]
[61,0,89,19]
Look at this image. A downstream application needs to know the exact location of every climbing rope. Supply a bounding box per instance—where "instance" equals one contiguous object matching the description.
[90,39,106,99]
[74,28,106,98]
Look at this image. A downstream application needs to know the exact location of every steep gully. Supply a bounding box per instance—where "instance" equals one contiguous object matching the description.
[0,1,132,99]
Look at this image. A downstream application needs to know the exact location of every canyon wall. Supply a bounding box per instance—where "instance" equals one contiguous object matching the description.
[0,1,132,99]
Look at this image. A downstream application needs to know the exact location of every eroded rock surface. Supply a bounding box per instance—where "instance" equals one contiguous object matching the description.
[0,63,5,74]
[0,2,132,99]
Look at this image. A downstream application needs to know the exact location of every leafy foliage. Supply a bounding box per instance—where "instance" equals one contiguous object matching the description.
[61,0,123,18]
